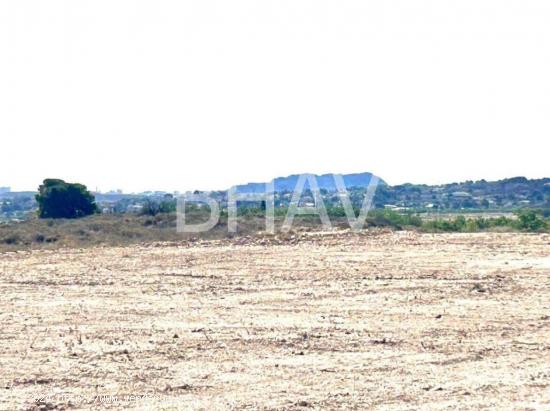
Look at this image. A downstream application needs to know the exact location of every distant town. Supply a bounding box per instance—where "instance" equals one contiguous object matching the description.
[1,175,549,222]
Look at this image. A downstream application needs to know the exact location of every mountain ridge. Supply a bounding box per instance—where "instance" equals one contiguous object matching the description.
[234,172,384,193]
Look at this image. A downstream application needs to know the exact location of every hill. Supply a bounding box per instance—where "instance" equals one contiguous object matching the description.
[373,176,550,210]
[234,172,382,193]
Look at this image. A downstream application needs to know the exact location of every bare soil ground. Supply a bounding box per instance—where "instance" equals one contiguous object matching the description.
[1,231,549,410]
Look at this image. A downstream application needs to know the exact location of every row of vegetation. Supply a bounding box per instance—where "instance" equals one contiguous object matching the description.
[31,179,549,232]
[2,207,546,250]
[1,179,544,249]
[1,209,548,253]
[370,209,548,233]
[229,204,549,232]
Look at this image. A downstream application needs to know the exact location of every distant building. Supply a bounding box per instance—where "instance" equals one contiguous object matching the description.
[127,204,144,213]
[452,191,471,198]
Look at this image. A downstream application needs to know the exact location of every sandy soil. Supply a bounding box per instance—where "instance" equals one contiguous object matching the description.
[1,231,549,410]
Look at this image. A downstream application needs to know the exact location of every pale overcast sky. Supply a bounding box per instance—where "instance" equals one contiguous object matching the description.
[1,1,549,192]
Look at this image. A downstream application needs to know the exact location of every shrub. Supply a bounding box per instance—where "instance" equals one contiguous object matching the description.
[514,210,548,231]
[368,210,423,229]
[2,234,21,245]
[140,200,160,216]
[140,199,176,216]
[420,213,549,233]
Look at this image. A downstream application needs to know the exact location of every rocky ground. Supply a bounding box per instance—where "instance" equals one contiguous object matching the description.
[0,231,549,410]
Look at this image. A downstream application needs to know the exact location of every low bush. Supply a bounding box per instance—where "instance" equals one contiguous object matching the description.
[514,210,547,231]
[367,210,423,229]
[421,212,548,233]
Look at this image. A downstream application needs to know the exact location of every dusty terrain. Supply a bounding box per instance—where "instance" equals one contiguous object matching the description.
[0,231,549,410]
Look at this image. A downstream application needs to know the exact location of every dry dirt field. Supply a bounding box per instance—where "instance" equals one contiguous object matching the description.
[1,231,549,410]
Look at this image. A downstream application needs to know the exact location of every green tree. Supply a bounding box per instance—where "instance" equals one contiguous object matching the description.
[140,199,176,216]
[36,179,97,219]
[515,210,547,232]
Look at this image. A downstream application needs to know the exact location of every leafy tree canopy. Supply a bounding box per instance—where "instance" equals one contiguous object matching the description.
[36,179,97,219]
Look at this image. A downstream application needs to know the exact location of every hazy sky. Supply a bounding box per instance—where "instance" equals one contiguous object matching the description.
[1,1,549,192]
